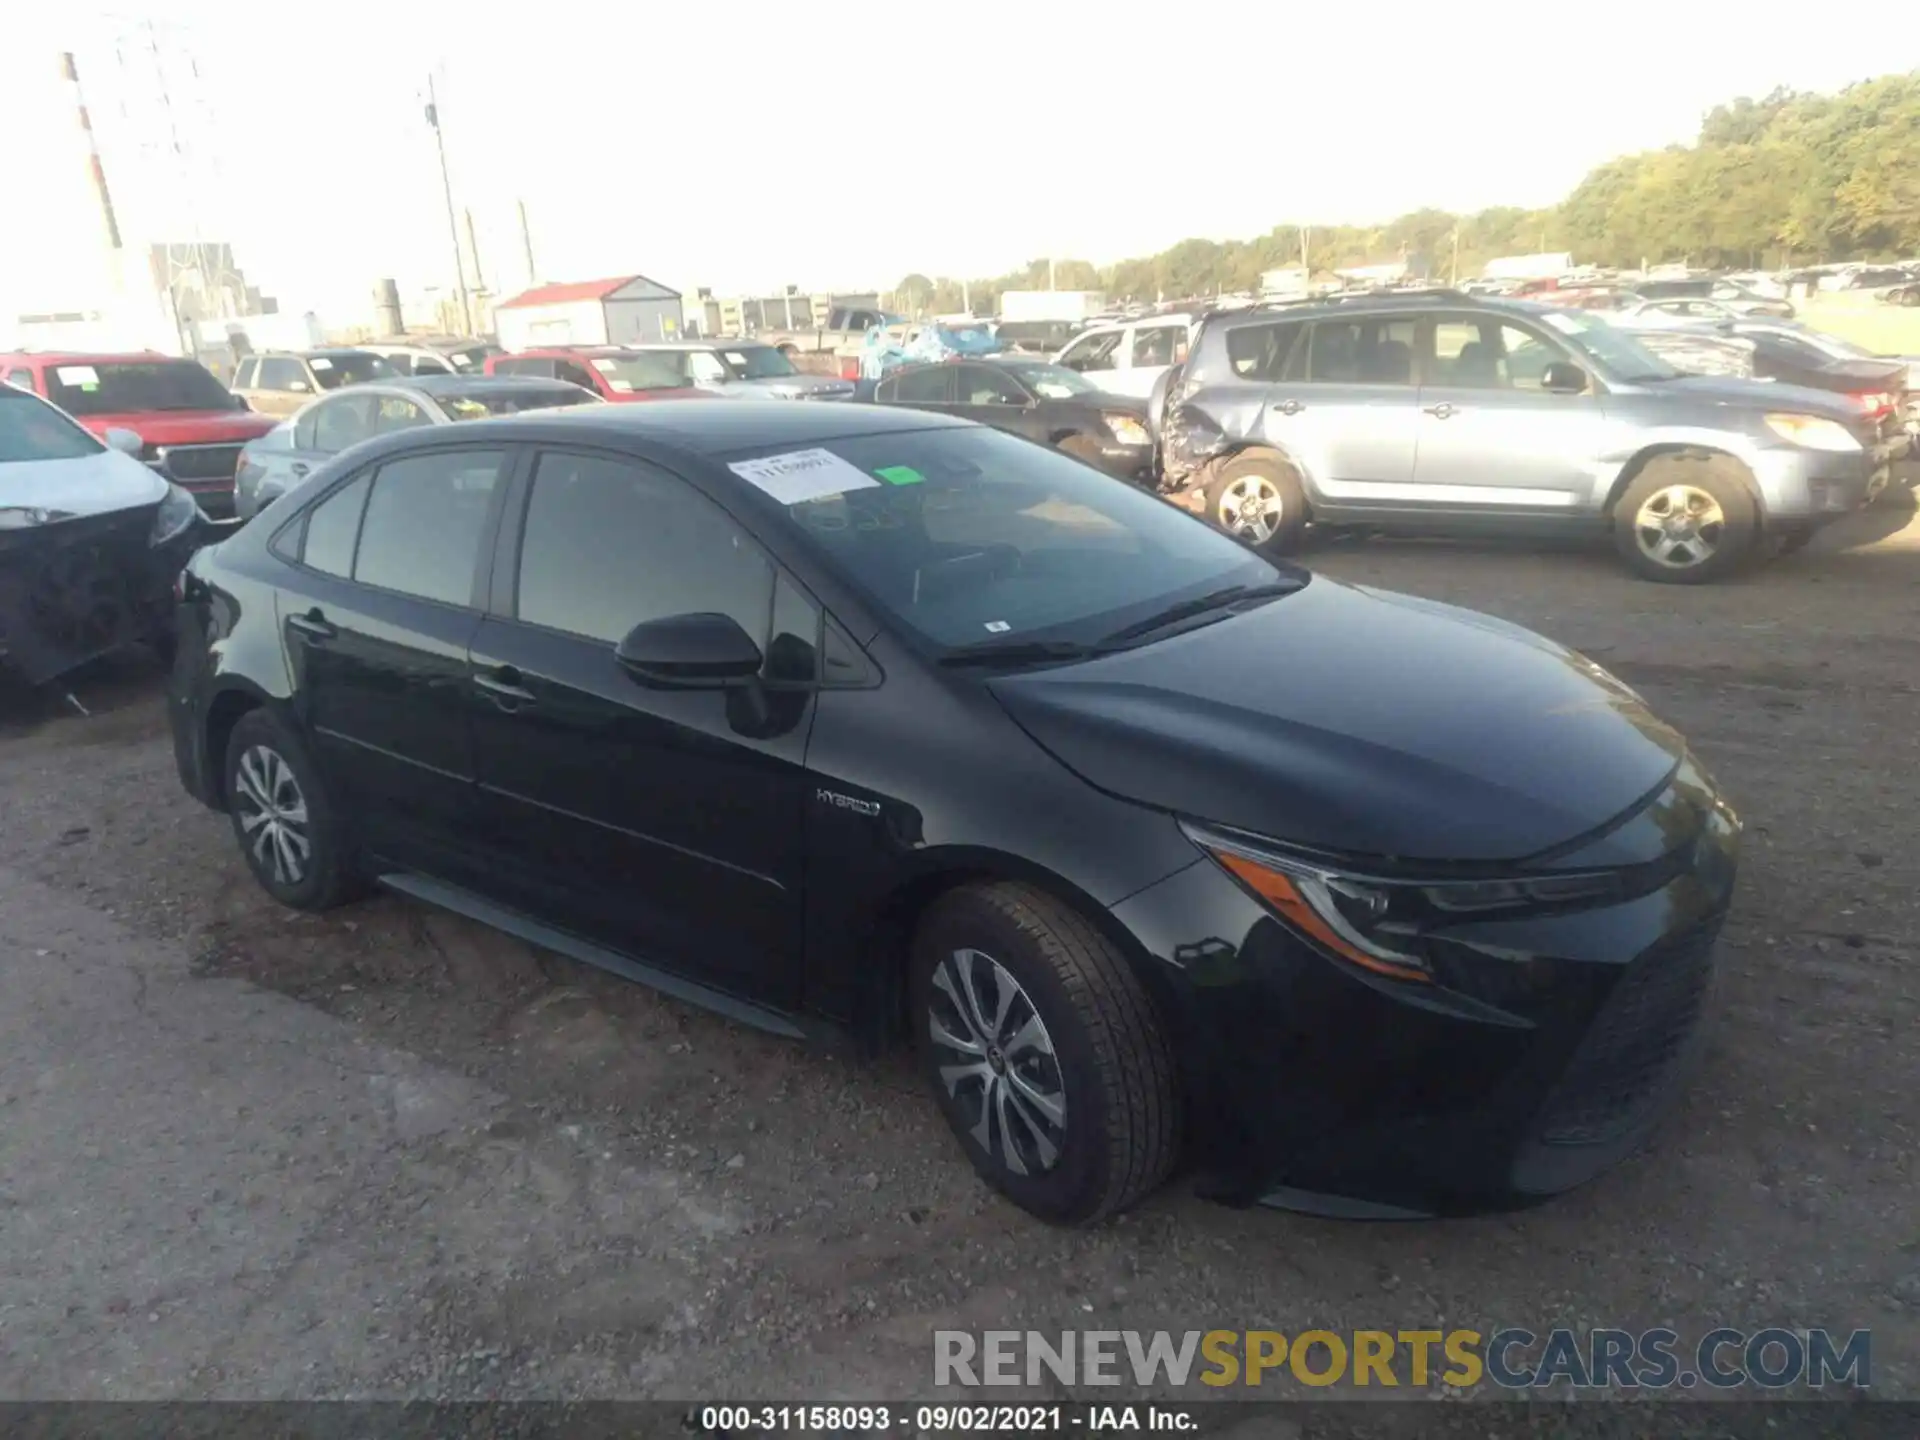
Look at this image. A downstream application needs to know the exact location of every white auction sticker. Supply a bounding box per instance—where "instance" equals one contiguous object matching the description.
[55,365,100,386]
[310,357,333,370]
[728,448,880,505]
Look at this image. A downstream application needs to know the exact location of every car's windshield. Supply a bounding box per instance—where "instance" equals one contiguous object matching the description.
[1535,308,1679,382]
[44,360,239,416]
[0,389,106,463]
[738,426,1291,652]
[445,346,499,373]
[1001,363,1098,399]
[588,353,689,392]
[719,347,798,380]
[310,353,396,390]
[439,387,603,419]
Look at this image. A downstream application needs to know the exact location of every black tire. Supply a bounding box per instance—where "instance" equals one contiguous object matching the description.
[910,881,1180,1226]
[1611,454,1759,584]
[223,709,357,912]
[1203,452,1306,553]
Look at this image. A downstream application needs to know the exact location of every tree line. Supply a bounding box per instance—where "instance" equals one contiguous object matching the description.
[891,71,1920,314]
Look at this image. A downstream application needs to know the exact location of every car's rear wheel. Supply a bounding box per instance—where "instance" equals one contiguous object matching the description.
[1612,455,1758,584]
[1204,453,1306,552]
[223,709,356,912]
[910,882,1179,1226]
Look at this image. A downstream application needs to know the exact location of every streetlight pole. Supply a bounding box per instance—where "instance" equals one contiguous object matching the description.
[424,74,472,335]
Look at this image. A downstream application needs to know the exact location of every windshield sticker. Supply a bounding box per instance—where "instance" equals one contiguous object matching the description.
[983,620,1012,633]
[729,447,881,505]
[1541,313,1584,335]
[874,465,925,486]
[724,351,751,366]
[309,357,333,370]
[591,358,620,373]
[54,365,100,387]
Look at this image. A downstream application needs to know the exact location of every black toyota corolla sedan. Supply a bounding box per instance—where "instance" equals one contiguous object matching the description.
[166,402,1740,1225]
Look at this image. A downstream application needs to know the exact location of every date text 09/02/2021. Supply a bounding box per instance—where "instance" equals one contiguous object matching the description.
[699,1406,1193,1433]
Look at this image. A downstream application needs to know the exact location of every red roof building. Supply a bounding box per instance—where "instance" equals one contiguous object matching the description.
[494,275,684,350]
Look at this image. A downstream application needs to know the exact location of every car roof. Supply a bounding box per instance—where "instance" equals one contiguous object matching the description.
[250,348,380,359]
[436,398,970,456]
[511,345,626,358]
[403,374,582,395]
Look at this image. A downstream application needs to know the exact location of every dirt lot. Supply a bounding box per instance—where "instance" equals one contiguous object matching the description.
[2,498,1918,1411]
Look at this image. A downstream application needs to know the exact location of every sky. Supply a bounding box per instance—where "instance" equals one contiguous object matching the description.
[3,1,1917,331]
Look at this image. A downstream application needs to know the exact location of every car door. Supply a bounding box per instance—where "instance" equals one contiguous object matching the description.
[1409,314,1610,509]
[463,447,815,1007]
[275,446,511,880]
[948,364,1046,441]
[1256,314,1422,502]
[255,392,377,509]
[876,364,955,416]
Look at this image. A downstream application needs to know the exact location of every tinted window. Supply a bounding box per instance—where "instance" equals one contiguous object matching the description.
[1432,320,1565,390]
[515,451,776,649]
[301,473,371,578]
[233,358,259,388]
[889,367,950,404]
[490,357,545,377]
[1224,321,1303,381]
[767,573,820,682]
[555,362,599,390]
[0,389,104,462]
[354,450,505,605]
[411,357,453,376]
[311,394,376,451]
[761,426,1284,649]
[259,357,307,391]
[956,365,1025,406]
[1303,318,1416,384]
[43,359,237,416]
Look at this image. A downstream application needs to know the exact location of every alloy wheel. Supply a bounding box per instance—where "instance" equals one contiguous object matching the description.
[928,948,1068,1176]
[233,744,311,887]
[1217,474,1283,544]
[1633,484,1725,570]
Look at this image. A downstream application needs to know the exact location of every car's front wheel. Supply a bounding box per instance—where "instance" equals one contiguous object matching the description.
[223,709,356,912]
[1612,454,1758,583]
[1203,453,1306,553]
[911,882,1180,1226]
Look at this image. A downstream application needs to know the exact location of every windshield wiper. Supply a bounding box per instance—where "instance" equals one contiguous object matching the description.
[937,639,1099,669]
[1095,581,1301,649]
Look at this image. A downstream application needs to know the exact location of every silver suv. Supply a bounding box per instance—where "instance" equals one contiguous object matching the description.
[1156,290,1904,582]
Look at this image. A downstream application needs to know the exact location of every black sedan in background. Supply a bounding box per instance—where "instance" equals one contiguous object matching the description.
[167,402,1739,1224]
[863,357,1154,480]
[233,375,599,518]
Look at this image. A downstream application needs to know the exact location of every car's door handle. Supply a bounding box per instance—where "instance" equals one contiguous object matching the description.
[286,609,336,641]
[1423,402,1458,419]
[473,667,535,705]
[1271,399,1305,416]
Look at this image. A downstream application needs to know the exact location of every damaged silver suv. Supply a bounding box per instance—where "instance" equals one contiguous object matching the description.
[1154,290,1902,582]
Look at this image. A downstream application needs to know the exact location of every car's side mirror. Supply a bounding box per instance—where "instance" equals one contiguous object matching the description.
[615,612,763,687]
[1541,362,1588,395]
[103,427,144,456]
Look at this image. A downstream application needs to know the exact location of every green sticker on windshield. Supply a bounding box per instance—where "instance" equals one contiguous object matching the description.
[874,465,925,486]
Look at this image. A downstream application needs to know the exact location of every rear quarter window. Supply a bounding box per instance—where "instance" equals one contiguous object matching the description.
[1220,321,1304,382]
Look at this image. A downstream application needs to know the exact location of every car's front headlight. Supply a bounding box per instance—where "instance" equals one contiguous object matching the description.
[150,482,203,546]
[1181,820,1620,983]
[1103,413,1150,446]
[1764,413,1861,452]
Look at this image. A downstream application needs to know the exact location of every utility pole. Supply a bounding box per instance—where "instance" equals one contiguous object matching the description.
[1047,256,1056,291]
[1450,225,1460,285]
[425,74,472,334]
[464,208,485,293]
[961,278,970,315]
[517,199,537,287]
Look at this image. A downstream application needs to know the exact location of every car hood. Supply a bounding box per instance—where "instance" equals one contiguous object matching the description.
[76,410,278,444]
[1656,373,1861,421]
[728,375,856,398]
[986,579,1686,864]
[0,448,171,519]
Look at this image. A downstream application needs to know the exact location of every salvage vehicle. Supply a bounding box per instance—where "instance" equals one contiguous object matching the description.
[1053,314,1194,397]
[485,347,713,403]
[357,337,504,377]
[168,401,1741,1224]
[233,376,601,519]
[1,382,209,684]
[1157,290,1899,582]
[865,357,1153,479]
[232,350,398,419]
[626,342,855,400]
[0,351,277,517]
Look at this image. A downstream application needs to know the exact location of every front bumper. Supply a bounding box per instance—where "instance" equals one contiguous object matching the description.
[1092,440,1154,482]
[1110,779,1740,1218]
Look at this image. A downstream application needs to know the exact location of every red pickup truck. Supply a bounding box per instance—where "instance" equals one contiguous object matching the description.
[0,351,276,516]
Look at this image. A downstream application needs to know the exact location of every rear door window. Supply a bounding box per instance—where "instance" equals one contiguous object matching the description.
[1302,318,1417,385]
[353,449,507,606]
[1224,322,1304,381]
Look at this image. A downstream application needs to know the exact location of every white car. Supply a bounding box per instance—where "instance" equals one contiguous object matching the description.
[1052,314,1196,397]
[1,383,207,684]
[1609,297,1745,329]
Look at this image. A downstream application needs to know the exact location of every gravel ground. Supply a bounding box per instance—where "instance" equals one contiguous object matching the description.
[1,495,1917,1412]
